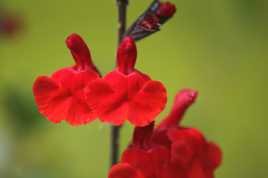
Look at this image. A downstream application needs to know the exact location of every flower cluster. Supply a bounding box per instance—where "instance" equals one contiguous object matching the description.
[109,89,222,178]
[32,1,222,177]
[33,34,167,126]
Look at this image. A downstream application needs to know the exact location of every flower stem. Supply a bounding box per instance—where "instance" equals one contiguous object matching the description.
[111,126,120,166]
[117,0,128,43]
[110,0,128,167]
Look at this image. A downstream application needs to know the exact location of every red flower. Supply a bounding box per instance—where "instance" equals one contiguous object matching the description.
[108,89,222,178]
[86,37,167,126]
[33,33,100,125]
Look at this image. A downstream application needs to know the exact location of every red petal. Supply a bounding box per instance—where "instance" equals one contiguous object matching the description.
[188,160,206,178]
[159,162,186,178]
[33,76,71,123]
[86,79,127,125]
[33,76,59,101]
[206,142,222,170]
[69,70,99,91]
[66,90,97,125]
[52,67,99,90]
[108,163,145,178]
[149,146,170,172]
[168,128,205,149]
[51,68,76,87]
[121,148,153,178]
[171,140,195,166]
[129,80,167,126]
[127,71,150,98]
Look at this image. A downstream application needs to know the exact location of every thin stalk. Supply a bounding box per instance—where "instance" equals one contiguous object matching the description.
[110,0,128,167]
[117,0,128,43]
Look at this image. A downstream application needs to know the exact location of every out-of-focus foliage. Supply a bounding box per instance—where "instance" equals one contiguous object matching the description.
[0,0,267,178]
[3,87,43,135]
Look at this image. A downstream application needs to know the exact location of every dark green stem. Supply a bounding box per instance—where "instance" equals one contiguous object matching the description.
[110,0,128,167]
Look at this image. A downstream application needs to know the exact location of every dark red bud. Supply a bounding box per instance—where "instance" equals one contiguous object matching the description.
[117,36,137,75]
[66,33,98,72]
[157,2,176,17]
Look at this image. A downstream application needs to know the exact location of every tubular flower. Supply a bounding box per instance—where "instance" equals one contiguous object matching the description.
[33,33,100,125]
[108,89,222,178]
[86,37,167,126]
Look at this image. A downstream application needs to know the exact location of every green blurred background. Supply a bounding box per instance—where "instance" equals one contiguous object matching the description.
[0,0,267,177]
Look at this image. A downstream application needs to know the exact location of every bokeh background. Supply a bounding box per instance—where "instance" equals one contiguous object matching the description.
[0,0,267,178]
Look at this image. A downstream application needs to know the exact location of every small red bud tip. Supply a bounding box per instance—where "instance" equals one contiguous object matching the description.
[65,33,94,70]
[157,2,176,17]
[117,36,137,75]
[159,89,198,128]
[173,89,198,111]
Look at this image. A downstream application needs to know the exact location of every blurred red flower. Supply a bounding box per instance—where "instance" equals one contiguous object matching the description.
[86,37,167,126]
[33,34,100,125]
[109,89,222,178]
[0,9,22,37]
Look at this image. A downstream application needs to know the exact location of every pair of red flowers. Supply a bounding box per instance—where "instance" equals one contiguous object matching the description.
[109,90,222,178]
[33,1,178,127]
[33,34,167,126]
